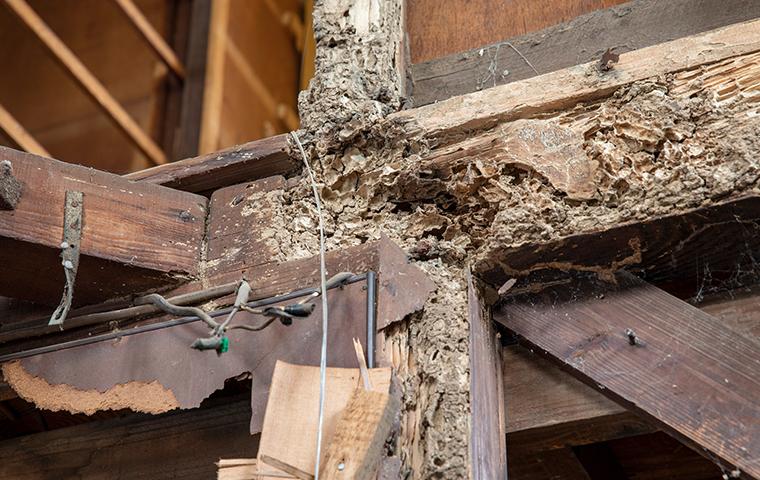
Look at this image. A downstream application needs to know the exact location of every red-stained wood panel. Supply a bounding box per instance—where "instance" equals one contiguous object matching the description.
[406,0,628,63]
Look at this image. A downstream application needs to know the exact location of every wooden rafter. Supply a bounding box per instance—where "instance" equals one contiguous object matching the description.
[0,104,49,158]
[114,0,186,79]
[496,272,760,478]
[4,0,168,166]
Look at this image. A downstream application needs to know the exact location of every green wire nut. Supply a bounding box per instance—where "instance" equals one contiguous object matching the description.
[218,336,230,353]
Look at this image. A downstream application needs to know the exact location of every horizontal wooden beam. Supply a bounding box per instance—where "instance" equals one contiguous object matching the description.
[5,0,168,166]
[496,272,760,478]
[393,18,760,145]
[125,134,298,193]
[410,0,760,106]
[479,195,760,298]
[0,147,206,305]
[0,396,258,479]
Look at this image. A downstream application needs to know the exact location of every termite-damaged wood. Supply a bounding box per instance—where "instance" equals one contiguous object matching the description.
[496,272,760,478]
[410,0,760,106]
[0,147,207,305]
[393,19,760,144]
[0,160,22,210]
[126,133,297,193]
[479,195,760,296]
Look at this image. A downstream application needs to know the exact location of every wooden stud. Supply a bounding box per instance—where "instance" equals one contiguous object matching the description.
[5,0,168,165]
[114,0,186,79]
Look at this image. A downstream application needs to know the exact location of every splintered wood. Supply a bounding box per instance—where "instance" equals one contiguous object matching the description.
[254,361,393,479]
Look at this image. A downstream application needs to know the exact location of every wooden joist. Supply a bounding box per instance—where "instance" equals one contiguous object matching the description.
[125,134,297,193]
[496,272,760,478]
[467,271,507,479]
[0,147,206,305]
[410,0,760,105]
[503,346,653,456]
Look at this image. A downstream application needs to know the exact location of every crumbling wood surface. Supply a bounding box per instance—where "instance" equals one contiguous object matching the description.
[0,147,206,305]
[393,19,760,142]
[503,345,653,455]
[125,134,296,193]
[0,396,258,479]
[467,270,507,479]
[479,195,760,295]
[410,0,760,105]
[496,272,760,478]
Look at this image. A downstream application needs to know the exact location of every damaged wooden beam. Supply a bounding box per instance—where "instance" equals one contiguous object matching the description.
[495,272,760,478]
[410,0,760,105]
[0,147,206,305]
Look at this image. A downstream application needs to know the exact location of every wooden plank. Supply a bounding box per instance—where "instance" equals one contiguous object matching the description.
[115,0,186,79]
[0,147,206,305]
[0,396,259,480]
[467,270,507,479]
[5,0,168,166]
[503,346,653,455]
[258,361,392,476]
[320,388,399,480]
[697,285,760,341]
[125,134,297,193]
[0,103,49,157]
[495,272,760,478]
[410,0,760,106]
[198,0,230,154]
[406,0,627,63]
[392,18,760,145]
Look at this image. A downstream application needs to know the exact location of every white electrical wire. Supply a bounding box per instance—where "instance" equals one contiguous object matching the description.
[290,132,329,480]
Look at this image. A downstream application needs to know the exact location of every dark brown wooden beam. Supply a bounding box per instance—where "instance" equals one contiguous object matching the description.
[467,271,507,478]
[503,346,653,456]
[479,195,760,300]
[0,396,258,479]
[126,134,298,193]
[410,0,760,106]
[0,147,207,306]
[496,272,760,478]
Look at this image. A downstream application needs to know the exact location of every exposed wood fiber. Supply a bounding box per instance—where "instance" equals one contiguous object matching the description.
[2,360,179,415]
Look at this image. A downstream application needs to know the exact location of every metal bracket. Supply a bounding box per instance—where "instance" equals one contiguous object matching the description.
[49,191,84,326]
